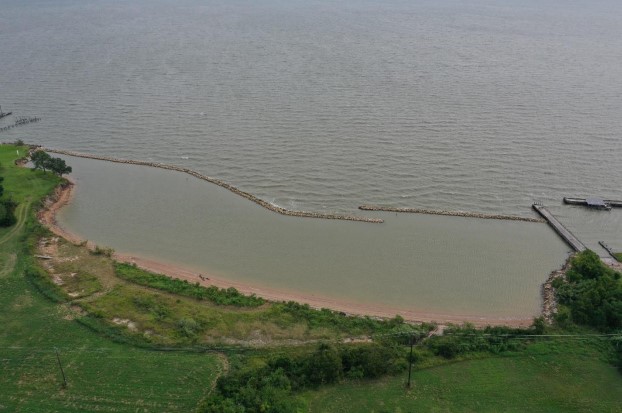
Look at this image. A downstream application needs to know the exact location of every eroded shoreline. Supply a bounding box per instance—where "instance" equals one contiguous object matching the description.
[39,179,534,327]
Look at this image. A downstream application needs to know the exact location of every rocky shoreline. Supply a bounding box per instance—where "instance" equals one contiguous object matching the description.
[541,255,574,323]
[359,205,544,223]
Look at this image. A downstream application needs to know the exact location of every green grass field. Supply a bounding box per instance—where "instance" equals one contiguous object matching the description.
[0,145,221,412]
[301,339,622,413]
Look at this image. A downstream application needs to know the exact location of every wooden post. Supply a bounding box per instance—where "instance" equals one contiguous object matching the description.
[55,348,67,388]
[407,334,414,388]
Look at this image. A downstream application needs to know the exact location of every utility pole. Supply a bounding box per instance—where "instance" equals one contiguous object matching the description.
[55,348,67,388]
[407,334,415,388]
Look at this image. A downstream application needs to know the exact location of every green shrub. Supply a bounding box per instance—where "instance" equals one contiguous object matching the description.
[92,245,114,257]
[203,341,409,412]
[555,250,622,331]
[177,318,201,338]
[307,343,343,386]
[427,324,527,359]
[115,262,264,307]
[271,301,411,336]
[0,198,18,227]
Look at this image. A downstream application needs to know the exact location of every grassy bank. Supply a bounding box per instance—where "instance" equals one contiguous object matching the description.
[300,338,622,412]
[0,145,220,412]
[36,237,411,347]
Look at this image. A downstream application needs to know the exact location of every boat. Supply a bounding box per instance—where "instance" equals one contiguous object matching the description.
[0,106,12,120]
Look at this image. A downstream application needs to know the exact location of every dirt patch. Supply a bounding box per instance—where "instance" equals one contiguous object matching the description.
[112,318,138,331]
[12,293,34,309]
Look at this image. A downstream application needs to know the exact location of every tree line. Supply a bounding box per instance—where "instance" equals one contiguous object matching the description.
[31,151,72,176]
[0,173,18,227]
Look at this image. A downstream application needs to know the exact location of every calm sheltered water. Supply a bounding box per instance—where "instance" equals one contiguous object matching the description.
[57,155,569,321]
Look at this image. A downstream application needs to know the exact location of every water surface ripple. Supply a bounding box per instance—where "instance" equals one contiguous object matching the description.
[1,0,621,221]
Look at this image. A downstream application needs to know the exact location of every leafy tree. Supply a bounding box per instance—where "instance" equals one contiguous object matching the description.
[31,151,72,176]
[0,174,18,227]
[48,157,72,176]
[31,151,52,172]
[307,343,343,386]
[555,250,622,331]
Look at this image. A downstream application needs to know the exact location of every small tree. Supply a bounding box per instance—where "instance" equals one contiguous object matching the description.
[48,157,72,176]
[307,343,343,385]
[31,151,52,172]
[31,151,72,176]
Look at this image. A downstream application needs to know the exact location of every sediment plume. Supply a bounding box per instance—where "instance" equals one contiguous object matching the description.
[359,205,544,223]
[42,148,384,223]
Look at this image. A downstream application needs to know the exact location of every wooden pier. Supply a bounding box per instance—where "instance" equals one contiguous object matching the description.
[532,204,587,252]
[563,197,622,208]
[0,106,12,120]
[599,241,620,262]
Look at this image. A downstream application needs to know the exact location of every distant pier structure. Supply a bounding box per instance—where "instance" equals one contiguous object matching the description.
[563,197,622,210]
[0,106,12,120]
[598,241,619,261]
[532,204,587,252]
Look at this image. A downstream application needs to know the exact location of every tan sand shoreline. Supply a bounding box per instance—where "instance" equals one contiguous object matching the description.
[39,179,534,328]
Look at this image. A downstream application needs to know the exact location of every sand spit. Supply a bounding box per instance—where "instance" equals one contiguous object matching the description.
[359,205,544,223]
[43,148,383,223]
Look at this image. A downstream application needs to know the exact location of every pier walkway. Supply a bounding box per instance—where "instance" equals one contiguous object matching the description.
[564,197,622,208]
[532,204,587,252]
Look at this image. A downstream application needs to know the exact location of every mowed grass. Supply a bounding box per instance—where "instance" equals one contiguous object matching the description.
[301,339,622,413]
[0,145,221,412]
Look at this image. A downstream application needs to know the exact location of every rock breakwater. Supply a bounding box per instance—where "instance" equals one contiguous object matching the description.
[43,149,384,223]
[359,205,543,223]
[0,116,41,133]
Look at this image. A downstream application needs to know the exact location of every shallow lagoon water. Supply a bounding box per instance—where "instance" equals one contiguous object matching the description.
[58,155,569,320]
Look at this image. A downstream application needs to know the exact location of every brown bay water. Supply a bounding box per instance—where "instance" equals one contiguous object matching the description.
[57,155,569,321]
[2,0,621,218]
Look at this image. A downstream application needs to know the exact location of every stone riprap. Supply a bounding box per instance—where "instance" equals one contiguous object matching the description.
[42,148,384,223]
[359,205,543,223]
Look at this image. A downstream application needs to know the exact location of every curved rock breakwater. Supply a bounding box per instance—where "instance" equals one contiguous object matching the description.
[43,149,384,223]
[359,205,544,223]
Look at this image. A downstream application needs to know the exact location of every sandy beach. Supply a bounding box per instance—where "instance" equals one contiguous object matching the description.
[39,180,534,327]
